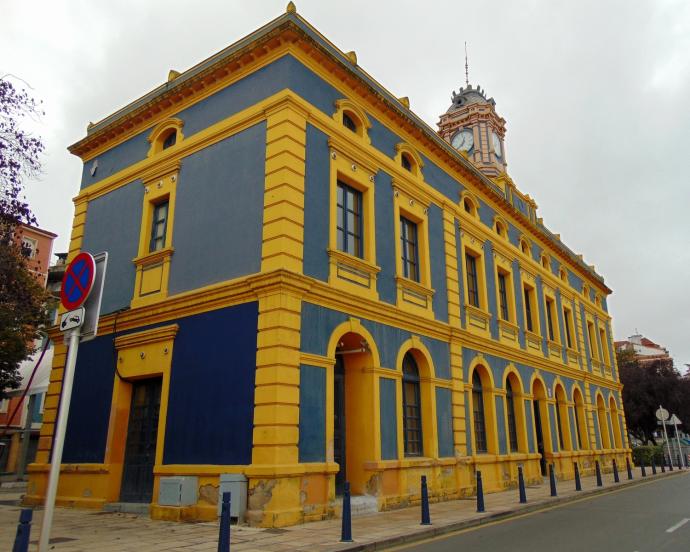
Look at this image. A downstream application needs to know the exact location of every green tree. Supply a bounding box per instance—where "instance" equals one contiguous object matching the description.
[0,76,49,398]
[618,348,690,444]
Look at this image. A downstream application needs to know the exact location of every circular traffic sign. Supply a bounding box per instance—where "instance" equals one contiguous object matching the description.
[60,252,96,310]
[655,407,670,421]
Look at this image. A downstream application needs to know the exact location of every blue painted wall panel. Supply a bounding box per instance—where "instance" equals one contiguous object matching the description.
[525,399,535,453]
[535,276,548,356]
[81,180,143,315]
[375,171,397,305]
[368,116,399,160]
[380,377,398,460]
[168,123,266,294]
[512,259,526,348]
[568,407,578,450]
[428,203,448,322]
[436,387,454,457]
[580,302,593,372]
[299,365,326,462]
[456,222,466,329]
[420,154,463,202]
[80,133,150,189]
[163,302,258,464]
[63,336,116,463]
[548,403,559,452]
[303,124,331,282]
[483,241,498,339]
[465,392,473,456]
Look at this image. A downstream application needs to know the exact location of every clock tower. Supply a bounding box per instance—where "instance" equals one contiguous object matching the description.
[438,84,507,178]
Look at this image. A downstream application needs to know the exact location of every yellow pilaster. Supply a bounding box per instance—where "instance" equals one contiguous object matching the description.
[260,99,308,274]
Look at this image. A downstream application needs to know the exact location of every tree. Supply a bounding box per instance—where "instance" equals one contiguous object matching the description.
[618,348,690,444]
[0,76,49,398]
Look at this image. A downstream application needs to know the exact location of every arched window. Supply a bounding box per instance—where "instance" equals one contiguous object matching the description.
[342,111,358,133]
[162,129,177,150]
[472,371,487,453]
[609,397,623,449]
[147,118,184,157]
[555,385,570,451]
[401,153,413,172]
[520,238,531,257]
[559,268,567,282]
[596,394,611,449]
[402,352,423,456]
[506,378,519,453]
[541,254,550,270]
[573,388,587,450]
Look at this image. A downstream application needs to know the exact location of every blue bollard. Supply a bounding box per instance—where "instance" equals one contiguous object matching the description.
[549,464,557,497]
[641,460,647,477]
[595,460,603,487]
[518,466,527,504]
[652,457,657,475]
[13,508,33,552]
[613,459,620,483]
[420,475,431,525]
[341,481,353,542]
[218,491,231,552]
[476,470,485,513]
[626,458,633,480]
[574,462,582,491]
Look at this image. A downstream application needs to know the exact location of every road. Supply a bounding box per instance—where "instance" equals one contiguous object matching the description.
[393,472,690,552]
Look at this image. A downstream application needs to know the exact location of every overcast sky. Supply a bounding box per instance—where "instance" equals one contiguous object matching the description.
[4,0,689,366]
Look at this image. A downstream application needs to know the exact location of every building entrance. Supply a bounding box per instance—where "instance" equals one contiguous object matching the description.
[334,354,346,495]
[120,378,161,503]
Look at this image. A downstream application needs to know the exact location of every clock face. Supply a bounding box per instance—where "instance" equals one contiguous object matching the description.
[451,129,474,152]
[492,132,502,157]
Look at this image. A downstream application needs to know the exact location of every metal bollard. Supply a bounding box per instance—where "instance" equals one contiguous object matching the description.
[518,466,527,504]
[626,458,633,480]
[13,508,33,552]
[549,464,557,497]
[218,492,231,552]
[574,462,582,491]
[476,470,485,513]
[420,475,431,525]
[641,460,646,477]
[669,456,674,471]
[661,458,666,473]
[677,454,683,470]
[341,482,353,542]
[613,459,620,483]
[595,460,603,487]
[652,457,657,475]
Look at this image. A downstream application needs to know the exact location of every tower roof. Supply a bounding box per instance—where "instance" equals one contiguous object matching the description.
[447,84,495,113]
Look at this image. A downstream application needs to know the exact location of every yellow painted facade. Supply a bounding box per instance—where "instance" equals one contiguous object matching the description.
[27,5,630,528]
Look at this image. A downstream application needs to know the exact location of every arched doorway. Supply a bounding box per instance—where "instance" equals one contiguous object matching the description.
[532,379,551,476]
[333,331,376,496]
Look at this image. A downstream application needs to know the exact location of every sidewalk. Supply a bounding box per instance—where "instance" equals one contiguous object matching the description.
[0,467,685,552]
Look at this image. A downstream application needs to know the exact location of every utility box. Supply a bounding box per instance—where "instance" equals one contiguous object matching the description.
[218,473,247,520]
[158,476,198,506]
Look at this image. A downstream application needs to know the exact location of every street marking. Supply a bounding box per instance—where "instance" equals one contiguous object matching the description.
[666,518,690,533]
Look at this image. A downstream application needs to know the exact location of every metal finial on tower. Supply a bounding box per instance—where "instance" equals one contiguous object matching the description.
[464,42,469,87]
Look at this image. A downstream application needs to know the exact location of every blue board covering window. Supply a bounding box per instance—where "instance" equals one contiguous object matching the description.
[402,352,423,456]
[336,181,363,258]
[400,216,419,281]
[465,253,479,307]
[149,200,169,252]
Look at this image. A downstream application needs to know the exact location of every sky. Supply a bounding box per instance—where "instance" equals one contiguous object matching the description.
[3,0,689,366]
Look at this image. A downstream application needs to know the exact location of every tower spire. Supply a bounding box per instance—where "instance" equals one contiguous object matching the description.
[464,42,469,87]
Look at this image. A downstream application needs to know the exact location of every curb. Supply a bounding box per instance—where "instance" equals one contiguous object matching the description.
[337,470,687,551]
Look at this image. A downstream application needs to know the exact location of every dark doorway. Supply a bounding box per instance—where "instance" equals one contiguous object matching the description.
[533,399,547,476]
[334,355,346,495]
[120,378,162,503]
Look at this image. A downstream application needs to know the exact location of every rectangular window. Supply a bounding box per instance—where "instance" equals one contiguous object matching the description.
[336,181,363,258]
[506,392,519,452]
[563,308,574,349]
[473,388,487,453]
[400,216,419,282]
[545,298,555,341]
[498,272,509,321]
[599,327,610,364]
[465,253,480,308]
[21,237,38,258]
[587,321,599,360]
[523,286,534,332]
[149,200,169,252]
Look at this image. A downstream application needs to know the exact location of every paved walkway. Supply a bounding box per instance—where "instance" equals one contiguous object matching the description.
[0,467,685,552]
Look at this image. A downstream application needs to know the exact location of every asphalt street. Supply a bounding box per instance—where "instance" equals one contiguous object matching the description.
[393,472,690,552]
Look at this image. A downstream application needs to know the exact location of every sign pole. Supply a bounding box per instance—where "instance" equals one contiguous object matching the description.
[659,405,673,468]
[673,417,684,468]
[38,329,81,552]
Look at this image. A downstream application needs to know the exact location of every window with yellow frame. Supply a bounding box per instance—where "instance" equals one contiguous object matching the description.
[131,161,180,308]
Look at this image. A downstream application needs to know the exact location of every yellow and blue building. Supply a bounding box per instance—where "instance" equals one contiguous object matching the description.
[27,4,630,527]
